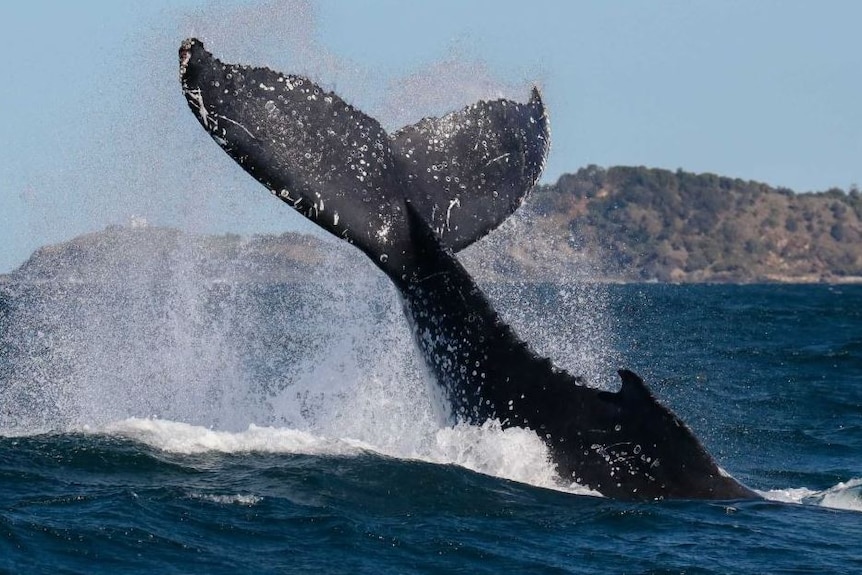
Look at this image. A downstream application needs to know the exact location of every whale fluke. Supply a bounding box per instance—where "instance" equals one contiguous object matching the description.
[179,38,548,269]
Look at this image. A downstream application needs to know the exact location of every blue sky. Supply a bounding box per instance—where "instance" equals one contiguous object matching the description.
[1,0,860,272]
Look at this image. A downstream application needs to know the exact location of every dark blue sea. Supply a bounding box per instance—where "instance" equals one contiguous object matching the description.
[1,274,860,573]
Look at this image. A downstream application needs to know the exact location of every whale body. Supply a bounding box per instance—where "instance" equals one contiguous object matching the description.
[179,38,758,500]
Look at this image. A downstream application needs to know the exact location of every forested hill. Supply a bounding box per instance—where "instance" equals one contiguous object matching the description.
[521,166,862,283]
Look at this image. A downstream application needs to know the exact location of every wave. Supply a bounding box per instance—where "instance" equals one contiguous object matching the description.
[86,417,862,510]
[5,415,858,511]
[85,417,590,495]
[760,478,862,512]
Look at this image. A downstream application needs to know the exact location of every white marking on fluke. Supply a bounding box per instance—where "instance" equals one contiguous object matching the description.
[485,153,511,167]
[185,88,212,129]
[445,198,461,231]
[215,114,257,140]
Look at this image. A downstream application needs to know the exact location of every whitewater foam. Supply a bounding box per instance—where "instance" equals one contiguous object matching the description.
[425,420,564,492]
[187,492,263,506]
[813,479,862,512]
[760,478,862,512]
[83,417,862,509]
[85,416,586,495]
[93,418,370,457]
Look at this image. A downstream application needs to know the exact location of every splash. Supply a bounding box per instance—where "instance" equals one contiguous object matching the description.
[812,479,862,512]
[374,49,533,132]
[0,217,616,495]
[760,478,862,512]
[0,229,266,432]
[0,227,432,436]
[85,417,590,496]
[461,205,620,386]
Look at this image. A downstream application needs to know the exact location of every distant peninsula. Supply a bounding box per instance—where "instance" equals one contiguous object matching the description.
[528,166,862,283]
[4,166,862,285]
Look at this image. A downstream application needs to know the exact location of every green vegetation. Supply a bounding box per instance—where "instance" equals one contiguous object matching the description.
[527,166,862,282]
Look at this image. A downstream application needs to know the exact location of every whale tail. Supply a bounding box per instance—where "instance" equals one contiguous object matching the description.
[178,39,762,501]
[179,38,549,270]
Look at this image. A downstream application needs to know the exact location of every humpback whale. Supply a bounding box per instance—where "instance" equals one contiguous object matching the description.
[179,38,759,501]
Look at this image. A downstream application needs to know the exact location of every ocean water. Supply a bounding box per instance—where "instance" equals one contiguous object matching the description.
[0,276,860,574]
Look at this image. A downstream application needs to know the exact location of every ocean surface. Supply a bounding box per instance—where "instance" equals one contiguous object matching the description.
[0,276,860,574]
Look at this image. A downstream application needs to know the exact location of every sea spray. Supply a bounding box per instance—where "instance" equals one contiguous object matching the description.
[262,243,443,453]
[0,230,270,431]
[462,205,621,387]
[0,223,615,491]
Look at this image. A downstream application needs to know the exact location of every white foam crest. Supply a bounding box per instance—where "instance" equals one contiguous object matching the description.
[761,478,862,512]
[84,415,601,496]
[422,420,599,496]
[188,493,263,506]
[759,487,819,504]
[427,420,558,487]
[814,479,862,511]
[92,418,368,457]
